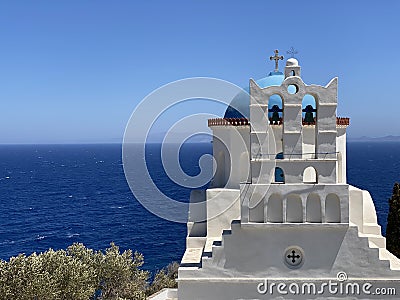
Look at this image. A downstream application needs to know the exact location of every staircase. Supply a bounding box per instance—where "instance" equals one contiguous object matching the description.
[350,186,400,270]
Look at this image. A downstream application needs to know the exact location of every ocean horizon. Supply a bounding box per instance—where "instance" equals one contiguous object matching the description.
[0,142,399,272]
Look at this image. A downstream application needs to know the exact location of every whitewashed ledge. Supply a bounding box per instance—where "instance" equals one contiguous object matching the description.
[147,288,178,300]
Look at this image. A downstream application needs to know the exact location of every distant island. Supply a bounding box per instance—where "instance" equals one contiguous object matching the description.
[348,135,400,142]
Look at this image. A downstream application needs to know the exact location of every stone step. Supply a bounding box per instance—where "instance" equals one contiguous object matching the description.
[231,219,241,231]
[368,235,386,248]
[379,248,400,270]
[147,288,178,300]
[362,223,382,235]
[180,247,203,267]
[203,238,221,257]
[358,231,386,248]
[222,229,232,236]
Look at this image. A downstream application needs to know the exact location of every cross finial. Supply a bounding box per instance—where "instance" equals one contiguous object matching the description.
[270,49,284,72]
[286,46,298,58]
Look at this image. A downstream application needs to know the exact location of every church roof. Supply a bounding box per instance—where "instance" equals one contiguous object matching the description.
[224,71,284,119]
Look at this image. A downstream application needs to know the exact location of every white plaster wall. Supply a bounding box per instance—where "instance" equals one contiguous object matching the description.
[178,278,400,300]
[211,126,250,189]
[302,126,315,159]
[189,190,206,223]
[148,288,177,300]
[349,185,380,232]
[241,184,349,224]
[336,128,347,183]
[206,188,240,239]
[271,126,283,154]
[251,160,337,184]
[179,224,400,280]
[248,75,339,184]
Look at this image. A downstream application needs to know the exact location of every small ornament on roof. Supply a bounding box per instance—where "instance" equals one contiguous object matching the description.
[270,49,284,72]
[286,46,298,58]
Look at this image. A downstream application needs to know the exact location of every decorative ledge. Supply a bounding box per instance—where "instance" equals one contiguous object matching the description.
[208,118,249,126]
[208,117,350,127]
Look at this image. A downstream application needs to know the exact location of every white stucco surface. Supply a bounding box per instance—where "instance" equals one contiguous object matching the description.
[177,57,400,299]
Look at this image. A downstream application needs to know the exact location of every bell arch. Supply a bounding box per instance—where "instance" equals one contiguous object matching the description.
[303,166,318,184]
[249,195,264,223]
[325,193,341,223]
[274,167,285,183]
[306,193,322,222]
[286,194,303,223]
[302,95,317,125]
[268,94,283,125]
[267,193,283,223]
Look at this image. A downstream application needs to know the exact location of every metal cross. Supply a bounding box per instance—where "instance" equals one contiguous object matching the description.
[270,49,284,72]
[287,250,301,263]
[287,47,298,58]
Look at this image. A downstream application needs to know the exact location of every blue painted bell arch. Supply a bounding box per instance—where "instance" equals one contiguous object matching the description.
[268,94,283,119]
[223,71,318,123]
[302,94,317,119]
[274,167,285,183]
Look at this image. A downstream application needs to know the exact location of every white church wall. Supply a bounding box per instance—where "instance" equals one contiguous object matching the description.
[211,126,250,189]
[179,225,400,281]
[349,186,364,227]
[189,189,206,223]
[206,188,240,239]
[306,193,322,222]
[302,126,315,159]
[271,126,283,154]
[211,130,228,188]
[275,160,336,184]
[286,194,303,222]
[266,193,283,222]
[178,279,400,300]
[303,166,317,183]
[241,184,349,224]
[336,127,347,183]
[226,126,249,188]
[362,190,379,225]
[178,56,399,300]
[325,193,341,223]
[249,195,264,223]
[349,185,380,233]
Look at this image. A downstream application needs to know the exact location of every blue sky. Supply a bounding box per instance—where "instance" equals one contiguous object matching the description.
[0,1,399,143]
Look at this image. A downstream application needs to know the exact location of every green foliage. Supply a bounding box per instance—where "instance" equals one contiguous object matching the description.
[0,243,178,300]
[386,182,400,258]
[146,262,178,296]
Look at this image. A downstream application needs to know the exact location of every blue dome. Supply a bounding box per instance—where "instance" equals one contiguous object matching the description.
[224,71,285,119]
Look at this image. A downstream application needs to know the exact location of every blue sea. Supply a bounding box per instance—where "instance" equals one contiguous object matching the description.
[0,142,399,272]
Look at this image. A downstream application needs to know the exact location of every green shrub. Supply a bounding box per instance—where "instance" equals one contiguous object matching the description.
[387,182,400,258]
[0,243,178,300]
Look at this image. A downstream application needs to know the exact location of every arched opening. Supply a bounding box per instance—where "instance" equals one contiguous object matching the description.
[267,194,283,222]
[274,167,285,183]
[302,94,317,158]
[306,194,322,222]
[268,94,283,125]
[275,152,284,159]
[288,84,299,94]
[249,196,264,223]
[302,95,316,125]
[286,194,303,223]
[286,195,303,223]
[303,166,317,183]
[325,194,341,223]
[290,70,295,76]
